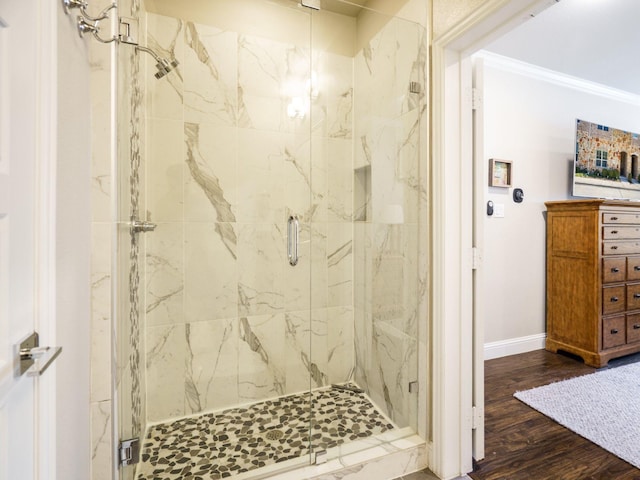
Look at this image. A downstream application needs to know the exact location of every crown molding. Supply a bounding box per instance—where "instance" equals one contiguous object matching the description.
[476,50,640,106]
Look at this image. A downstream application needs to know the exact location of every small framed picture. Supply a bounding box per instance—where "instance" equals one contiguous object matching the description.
[489,159,512,187]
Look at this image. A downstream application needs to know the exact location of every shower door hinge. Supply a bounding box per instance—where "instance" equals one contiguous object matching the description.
[313,449,327,465]
[119,16,139,45]
[119,438,140,467]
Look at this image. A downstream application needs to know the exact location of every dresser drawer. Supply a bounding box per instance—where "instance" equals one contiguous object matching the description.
[603,226,640,239]
[603,257,626,283]
[603,240,640,255]
[628,283,640,310]
[603,212,640,224]
[627,257,640,281]
[627,314,640,344]
[603,286,626,315]
[603,316,626,349]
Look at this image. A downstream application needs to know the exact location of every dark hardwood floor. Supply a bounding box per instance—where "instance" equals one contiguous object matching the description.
[470,349,640,480]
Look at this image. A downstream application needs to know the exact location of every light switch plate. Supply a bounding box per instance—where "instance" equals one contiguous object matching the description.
[493,203,505,218]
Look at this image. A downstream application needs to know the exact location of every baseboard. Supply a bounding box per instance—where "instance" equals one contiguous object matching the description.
[484,333,546,360]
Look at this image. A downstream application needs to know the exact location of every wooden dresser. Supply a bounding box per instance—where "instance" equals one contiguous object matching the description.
[546,199,640,367]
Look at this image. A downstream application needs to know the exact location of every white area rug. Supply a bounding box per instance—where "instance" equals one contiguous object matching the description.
[514,362,640,469]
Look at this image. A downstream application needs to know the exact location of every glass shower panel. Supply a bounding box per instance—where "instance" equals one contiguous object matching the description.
[308,2,427,460]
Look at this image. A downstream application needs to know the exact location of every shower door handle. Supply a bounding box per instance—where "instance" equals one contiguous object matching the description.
[288,215,299,266]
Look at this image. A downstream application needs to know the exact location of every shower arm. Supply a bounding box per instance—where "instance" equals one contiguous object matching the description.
[135,45,163,64]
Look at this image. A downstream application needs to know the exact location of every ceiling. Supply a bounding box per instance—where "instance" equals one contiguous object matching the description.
[485,0,640,95]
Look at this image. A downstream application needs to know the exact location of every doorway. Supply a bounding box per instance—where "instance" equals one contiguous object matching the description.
[431,0,563,477]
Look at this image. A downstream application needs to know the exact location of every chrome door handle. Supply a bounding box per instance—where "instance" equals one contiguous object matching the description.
[18,332,62,377]
[288,215,299,266]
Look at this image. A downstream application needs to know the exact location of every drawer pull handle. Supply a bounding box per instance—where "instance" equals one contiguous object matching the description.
[611,216,619,220]
[634,294,640,299]
[635,266,640,271]
[634,324,640,330]
[611,296,619,302]
[611,329,619,334]
[611,246,618,250]
[612,267,620,273]
[611,230,619,234]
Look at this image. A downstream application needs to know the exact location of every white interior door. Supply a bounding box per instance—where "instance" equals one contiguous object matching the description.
[0,2,56,479]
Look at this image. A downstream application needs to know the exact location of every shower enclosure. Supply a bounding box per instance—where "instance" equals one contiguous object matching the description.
[114,0,428,478]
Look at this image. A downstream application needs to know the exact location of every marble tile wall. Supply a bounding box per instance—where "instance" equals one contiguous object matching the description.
[143,12,356,423]
[353,15,427,430]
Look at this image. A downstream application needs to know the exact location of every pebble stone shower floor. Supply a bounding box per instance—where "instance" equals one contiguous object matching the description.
[136,384,395,480]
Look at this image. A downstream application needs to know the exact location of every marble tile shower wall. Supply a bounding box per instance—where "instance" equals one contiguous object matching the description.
[143,13,356,422]
[353,17,427,430]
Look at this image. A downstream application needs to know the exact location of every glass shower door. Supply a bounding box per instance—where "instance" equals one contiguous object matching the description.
[115,0,317,478]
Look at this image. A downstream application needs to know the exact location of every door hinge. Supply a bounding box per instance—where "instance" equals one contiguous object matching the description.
[472,405,483,430]
[119,438,140,467]
[472,247,482,270]
[472,87,482,110]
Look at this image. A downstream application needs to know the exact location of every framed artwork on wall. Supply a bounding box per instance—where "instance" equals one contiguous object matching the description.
[489,159,512,187]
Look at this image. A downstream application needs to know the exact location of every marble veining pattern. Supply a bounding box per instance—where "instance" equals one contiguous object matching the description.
[184,21,237,125]
[184,122,237,259]
[136,385,394,480]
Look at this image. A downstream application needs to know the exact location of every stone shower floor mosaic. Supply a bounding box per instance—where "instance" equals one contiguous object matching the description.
[136,384,395,480]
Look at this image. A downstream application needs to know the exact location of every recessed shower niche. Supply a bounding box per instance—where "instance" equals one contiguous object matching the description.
[114,0,428,478]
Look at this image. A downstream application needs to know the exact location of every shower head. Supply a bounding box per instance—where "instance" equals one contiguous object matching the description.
[153,57,180,79]
[135,45,179,79]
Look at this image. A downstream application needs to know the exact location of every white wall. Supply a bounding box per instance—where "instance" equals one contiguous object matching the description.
[56,7,92,479]
[478,52,640,357]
